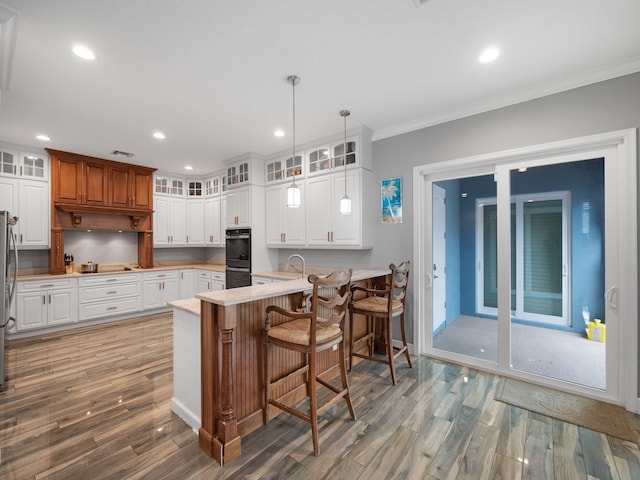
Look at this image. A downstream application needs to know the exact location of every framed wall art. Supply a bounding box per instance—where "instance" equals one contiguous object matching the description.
[381,177,402,223]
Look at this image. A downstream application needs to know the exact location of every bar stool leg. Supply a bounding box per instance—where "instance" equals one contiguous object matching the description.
[386,317,397,385]
[339,340,356,420]
[399,312,412,368]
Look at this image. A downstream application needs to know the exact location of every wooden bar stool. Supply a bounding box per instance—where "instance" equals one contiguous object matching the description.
[349,261,412,385]
[263,269,356,456]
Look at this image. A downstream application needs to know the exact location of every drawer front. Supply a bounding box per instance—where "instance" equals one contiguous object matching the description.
[18,278,76,292]
[143,270,178,281]
[79,273,141,287]
[79,296,142,321]
[198,271,212,280]
[79,282,141,303]
[210,271,225,282]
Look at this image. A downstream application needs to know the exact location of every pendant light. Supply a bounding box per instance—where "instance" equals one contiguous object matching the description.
[339,109,352,215]
[286,75,301,208]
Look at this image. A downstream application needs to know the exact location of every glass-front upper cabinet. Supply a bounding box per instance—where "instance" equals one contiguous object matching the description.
[266,155,303,184]
[171,179,184,196]
[188,180,203,197]
[266,159,284,183]
[333,138,357,168]
[21,153,47,179]
[285,154,303,178]
[307,146,331,175]
[307,137,358,176]
[155,175,186,196]
[205,176,221,196]
[0,150,17,176]
[228,161,250,187]
[0,150,48,179]
[155,175,170,194]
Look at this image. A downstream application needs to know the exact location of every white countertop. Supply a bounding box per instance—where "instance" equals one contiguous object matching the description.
[196,269,389,307]
[17,263,225,281]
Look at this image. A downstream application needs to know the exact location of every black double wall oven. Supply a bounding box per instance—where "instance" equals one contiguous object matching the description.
[225,228,251,288]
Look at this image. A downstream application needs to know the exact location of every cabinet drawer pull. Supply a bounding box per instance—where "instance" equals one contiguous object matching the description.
[106,290,117,295]
[41,284,54,288]
[42,295,46,305]
[107,279,117,282]
[107,306,118,311]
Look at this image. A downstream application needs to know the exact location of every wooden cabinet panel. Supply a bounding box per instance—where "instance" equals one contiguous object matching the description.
[56,157,83,203]
[109,165,131,208]
[84,160,108,205]
[132,168,152,209]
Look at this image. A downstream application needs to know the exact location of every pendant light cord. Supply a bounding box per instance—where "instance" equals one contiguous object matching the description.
[292,78,296,186]
[343,113,347,195]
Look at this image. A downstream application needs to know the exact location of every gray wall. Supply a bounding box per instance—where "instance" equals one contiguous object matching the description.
[369,71,640,387]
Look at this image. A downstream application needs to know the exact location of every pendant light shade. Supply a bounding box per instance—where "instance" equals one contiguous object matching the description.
[339,109,351,215]
[339,196,352,215]
[287,75,301,208]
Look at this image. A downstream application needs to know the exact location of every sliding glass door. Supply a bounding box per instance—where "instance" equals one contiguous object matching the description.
[419,130,636,405]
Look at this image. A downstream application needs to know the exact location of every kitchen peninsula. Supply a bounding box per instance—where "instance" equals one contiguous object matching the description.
[177,268,389,465]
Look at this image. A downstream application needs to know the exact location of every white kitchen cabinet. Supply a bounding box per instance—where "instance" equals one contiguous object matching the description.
[0,148,48,180]
[154,174,184,196]
[153,195,187,246]
[187,180,204,197]
[0,172,49,249]
[307,135,365,177]
[186,199,205,245]
[265,153,303,184]
[143,271,179,309]
[78,273,142,320]
[197,270,225,292]
[225,186,251,227]
[18,180,49,247]
[205,175,222,196]
[179,269,197,299]
[306,169,363,247]
[16,278,77,331]
[204,196,222,246]
[227,161,250,188]
[265,183,305,247]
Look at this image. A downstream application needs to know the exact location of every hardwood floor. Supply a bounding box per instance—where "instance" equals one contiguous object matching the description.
[1,313,639,479]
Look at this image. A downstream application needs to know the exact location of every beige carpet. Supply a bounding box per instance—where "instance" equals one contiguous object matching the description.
[495,378,640,444]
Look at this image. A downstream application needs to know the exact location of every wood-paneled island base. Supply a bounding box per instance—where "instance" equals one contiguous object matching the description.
[195,269,389,465]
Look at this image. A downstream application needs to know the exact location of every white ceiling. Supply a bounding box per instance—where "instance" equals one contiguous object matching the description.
[1,0,639,175]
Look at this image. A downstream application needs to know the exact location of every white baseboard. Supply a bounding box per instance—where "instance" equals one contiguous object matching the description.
[392,338,415,355]
[171,397,201,432]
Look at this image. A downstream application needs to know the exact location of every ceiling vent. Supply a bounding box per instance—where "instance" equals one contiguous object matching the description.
[413,0,431,6]
[111,150,135,158]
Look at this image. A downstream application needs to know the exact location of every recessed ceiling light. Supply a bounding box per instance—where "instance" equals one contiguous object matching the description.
[479,46,500,63]
[274,129,285,137]
[518,167,528,172]
[36,134,50,141]
[72,44,95,60]
[184,165,193,171]
[153,131,166,139]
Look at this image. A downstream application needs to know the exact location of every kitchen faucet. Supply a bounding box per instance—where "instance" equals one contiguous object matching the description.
[285,254,306,278]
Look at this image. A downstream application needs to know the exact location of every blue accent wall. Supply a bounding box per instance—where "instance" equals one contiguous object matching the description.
[442,159,604,333]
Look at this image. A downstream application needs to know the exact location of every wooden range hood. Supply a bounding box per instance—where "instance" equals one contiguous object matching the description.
[47,149,156,274]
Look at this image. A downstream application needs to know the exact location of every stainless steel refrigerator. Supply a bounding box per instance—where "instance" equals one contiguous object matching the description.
[1,211,18,392]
